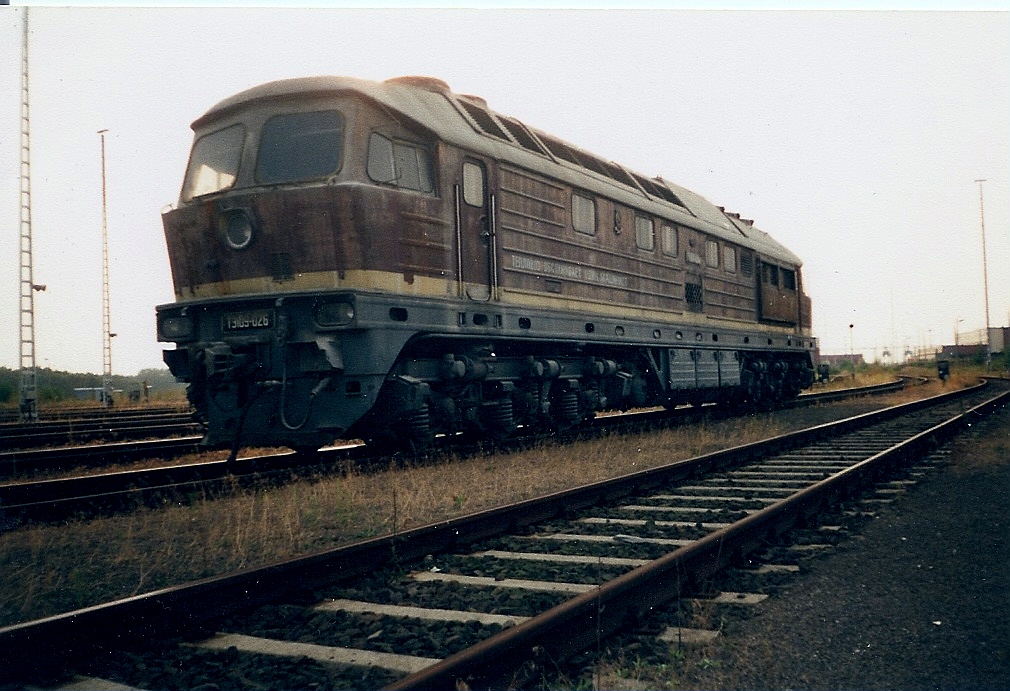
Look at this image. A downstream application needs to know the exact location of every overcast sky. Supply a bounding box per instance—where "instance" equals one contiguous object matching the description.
[2,4,1008,376]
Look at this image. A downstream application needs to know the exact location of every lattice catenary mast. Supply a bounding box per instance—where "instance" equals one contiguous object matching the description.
[18,9,45,422]
[99,129,114,406]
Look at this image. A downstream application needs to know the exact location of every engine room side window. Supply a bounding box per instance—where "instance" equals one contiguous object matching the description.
[255,110,345,185]
[635,216,655,251]
[572,193,596,235]
[367,133,434,193]
[705,239,720,268]
[181,123,245,202]
[661,224,678,257]
[723,245,737,273]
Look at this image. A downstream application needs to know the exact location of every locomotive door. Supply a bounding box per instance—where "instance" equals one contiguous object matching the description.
[457,158,496,301]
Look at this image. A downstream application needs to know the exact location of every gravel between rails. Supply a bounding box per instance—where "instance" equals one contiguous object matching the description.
[667,401,1010,691]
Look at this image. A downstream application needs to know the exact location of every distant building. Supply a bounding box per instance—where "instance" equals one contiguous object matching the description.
[938,344,987,359]
[938,326,1009,359]
[907,347,940,363]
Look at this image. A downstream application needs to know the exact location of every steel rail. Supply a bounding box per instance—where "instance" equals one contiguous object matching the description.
[0,417,200,452]
[0,380,998,686]
[0,377,905,435]
[0,443,363,526]
[0,436,203,480]
[0,404,189,426]
[0,377,902,452]
[0,409,191,431]
[792,376,910,403]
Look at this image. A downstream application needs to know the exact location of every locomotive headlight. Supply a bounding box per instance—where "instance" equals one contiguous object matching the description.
[158,313,195,342]
[218,208,255,250]
[316,300,355,327]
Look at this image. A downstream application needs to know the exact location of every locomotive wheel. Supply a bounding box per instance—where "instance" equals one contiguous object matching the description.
[481,397,517,440]
[366,403,434,455]
[551,387,583,430]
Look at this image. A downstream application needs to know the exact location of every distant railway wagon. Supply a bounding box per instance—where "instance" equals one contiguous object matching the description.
[156,75,816,452]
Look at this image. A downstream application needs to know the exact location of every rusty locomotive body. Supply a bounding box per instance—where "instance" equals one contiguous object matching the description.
[157,75,817,451]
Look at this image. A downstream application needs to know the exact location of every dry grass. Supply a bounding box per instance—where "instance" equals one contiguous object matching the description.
[866,369,984,405]
[0,367,993,629]
[946,404,1010,474]
[0,391,188,415]
[812,365,897,391]
[0,415,787,627]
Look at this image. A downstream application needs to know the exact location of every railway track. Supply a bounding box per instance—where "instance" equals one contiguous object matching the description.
[0,409,199,452]
[0,381,905,476]
[0,436,204,481]
[0,380,907,524]
[2,378,1004,690]
[0,404,188,426]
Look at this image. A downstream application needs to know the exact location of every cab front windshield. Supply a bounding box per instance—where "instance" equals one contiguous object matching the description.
[180,109,345,203]
[181,124,245,202]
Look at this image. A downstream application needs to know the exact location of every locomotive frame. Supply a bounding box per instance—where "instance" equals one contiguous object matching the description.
[156,75,816,451]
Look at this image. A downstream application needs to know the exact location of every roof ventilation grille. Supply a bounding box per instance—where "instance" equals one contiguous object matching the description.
[457,97,510,141]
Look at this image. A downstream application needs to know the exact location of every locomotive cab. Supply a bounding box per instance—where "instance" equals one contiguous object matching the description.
[159,83,452,449]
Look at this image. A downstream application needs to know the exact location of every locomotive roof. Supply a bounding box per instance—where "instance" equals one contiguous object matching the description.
[195,75,802,267]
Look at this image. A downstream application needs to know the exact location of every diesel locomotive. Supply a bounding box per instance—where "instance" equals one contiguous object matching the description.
[156,75,817,452]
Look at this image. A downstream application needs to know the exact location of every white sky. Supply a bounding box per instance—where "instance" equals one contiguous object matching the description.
[2,4,1008,376]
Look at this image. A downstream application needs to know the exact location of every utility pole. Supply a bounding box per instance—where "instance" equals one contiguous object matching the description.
[99,129,115,406]
[974,179,991,369]
[848,323,855,380]
[18,8,44,422]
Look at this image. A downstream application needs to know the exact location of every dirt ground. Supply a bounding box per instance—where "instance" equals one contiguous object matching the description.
[676,402,1010,690]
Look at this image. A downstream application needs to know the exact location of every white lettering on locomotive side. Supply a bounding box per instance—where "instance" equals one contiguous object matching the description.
[509,254,628,288]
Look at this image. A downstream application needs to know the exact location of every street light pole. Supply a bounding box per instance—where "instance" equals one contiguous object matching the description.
[849,323,855,380]
[974,179,991,369]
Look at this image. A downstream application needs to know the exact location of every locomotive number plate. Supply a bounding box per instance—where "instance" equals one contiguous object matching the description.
[222,309,274,332]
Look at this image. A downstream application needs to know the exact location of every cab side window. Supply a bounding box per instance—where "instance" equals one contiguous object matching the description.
[462,161,485,206]
[763,263,780,287]
[781,268,797,290]
[367,132,434,193]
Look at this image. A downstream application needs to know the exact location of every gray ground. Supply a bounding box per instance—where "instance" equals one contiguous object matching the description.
[680,405,1010,691]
